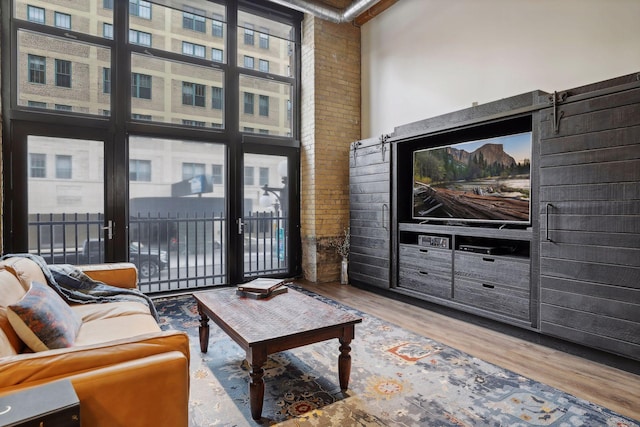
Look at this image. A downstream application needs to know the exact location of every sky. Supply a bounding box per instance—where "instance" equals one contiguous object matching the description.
[453,132,532,164]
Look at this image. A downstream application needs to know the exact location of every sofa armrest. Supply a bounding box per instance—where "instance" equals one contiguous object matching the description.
[0,351,190,427]
[0,330,189,388]
[77,263,138,289]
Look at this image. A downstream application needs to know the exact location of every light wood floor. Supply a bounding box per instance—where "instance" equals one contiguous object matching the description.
[296,280,640,421]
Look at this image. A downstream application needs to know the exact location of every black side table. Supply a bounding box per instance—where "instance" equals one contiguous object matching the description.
[0,379,80,426]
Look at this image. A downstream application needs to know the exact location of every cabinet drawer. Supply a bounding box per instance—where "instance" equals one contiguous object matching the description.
[398,266,452,298]
[399,244,452,276]
[455,277,530,320]
[454,252,529,289]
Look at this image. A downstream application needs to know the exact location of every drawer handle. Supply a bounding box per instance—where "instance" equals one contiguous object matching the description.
[419,271,429,275]
[419,249,429,253]
[482,257,495,262]
[482,283,495,289]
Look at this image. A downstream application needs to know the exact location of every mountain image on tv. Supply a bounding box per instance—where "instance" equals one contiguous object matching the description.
[412,132,531,223]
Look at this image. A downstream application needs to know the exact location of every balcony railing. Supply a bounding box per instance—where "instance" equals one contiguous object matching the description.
[28,211,288,294]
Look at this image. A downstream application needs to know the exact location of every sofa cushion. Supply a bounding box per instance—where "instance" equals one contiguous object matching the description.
[7,281,82,352]
[0,268,28,356]
[71,301,151,322]
[74,314,161,347]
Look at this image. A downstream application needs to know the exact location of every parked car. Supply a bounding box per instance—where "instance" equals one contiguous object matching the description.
[84,240,168,278]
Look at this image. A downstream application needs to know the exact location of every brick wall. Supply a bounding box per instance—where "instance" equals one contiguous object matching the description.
[300,10,361,282]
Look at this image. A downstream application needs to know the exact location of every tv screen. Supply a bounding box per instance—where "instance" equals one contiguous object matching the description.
[412,131,531,225]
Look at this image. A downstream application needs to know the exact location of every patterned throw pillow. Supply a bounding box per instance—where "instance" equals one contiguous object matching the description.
[7,281,82,352]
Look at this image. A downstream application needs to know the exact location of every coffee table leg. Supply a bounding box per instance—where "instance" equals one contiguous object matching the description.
[338,326,355,390]
[197,303,210,353]
[248,347,267,420]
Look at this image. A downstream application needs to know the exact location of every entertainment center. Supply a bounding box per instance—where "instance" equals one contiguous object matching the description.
[349,72,640,364]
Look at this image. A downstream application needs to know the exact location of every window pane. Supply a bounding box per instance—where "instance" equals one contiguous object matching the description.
[129,1,227,63]
[27,137,105,265]
[17,1,113,38]
[132,53,224,128]
[237,10,294,78]
[18,31,111,115]
[239,75,291,136]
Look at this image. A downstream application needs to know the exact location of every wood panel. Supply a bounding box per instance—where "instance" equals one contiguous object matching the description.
[349,136,391,289]
[539,76,640,361]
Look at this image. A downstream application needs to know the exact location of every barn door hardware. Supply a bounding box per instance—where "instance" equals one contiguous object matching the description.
[379,134,390,161]
[351,140,362,165]
[549,91,568,133]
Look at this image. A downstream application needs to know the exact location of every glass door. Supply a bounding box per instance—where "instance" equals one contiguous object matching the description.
[241,148,297,279]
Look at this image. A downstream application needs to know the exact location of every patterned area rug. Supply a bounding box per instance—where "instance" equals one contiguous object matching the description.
[154,287,638,427]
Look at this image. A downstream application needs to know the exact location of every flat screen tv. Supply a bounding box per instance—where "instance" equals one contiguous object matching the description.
[412,131,531,225]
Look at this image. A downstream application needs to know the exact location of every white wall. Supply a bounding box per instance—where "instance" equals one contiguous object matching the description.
[361,0,640,138]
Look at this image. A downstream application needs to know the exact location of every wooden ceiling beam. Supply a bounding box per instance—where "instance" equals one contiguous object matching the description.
[354,0,399,26]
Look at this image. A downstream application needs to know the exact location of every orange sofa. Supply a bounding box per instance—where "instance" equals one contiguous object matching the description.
[0,256,190,427]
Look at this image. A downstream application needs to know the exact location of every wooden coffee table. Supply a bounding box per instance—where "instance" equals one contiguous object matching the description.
[193,287,363,420]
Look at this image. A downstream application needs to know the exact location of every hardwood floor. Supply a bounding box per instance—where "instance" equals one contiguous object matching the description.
[296,280,640,422]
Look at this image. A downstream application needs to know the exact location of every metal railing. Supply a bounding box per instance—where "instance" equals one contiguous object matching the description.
[28,211,289,294]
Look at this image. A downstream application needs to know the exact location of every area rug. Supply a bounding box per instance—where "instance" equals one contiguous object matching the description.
[154,287,638,427]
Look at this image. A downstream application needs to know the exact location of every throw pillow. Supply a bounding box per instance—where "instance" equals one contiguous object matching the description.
[7,281,82,352]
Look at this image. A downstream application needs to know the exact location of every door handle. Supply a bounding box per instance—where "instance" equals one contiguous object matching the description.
[237,218,244,235]
[102,220,114,240]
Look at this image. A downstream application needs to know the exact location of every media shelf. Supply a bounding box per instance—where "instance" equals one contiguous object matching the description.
[397,223,533,327]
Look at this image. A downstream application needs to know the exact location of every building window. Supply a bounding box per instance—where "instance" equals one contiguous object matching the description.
[182,42,205,58]
[28,101,47,109]
[183,9,206,32]
[56,155,72,179]
[30,153,46,178]
[55,104,72,111]
[212,17,224,37]
[132,113,152,120]
[259,32,269,49]
[27,6,45,24]
[55,12,71,29]
[130,0,151,19]
[211,122,222,128]
[103,23,113,39]
[211,48,223,62]
[103,0,113,9]
[103,68,111,94]
[259,59,269,73]
[259,167,269,186]
[28,55,46,84]
[130,159,151,181]
[244,92,254,115]
[244,26,254,45]
[55,59,72,88]
[182,120,206,127]
[211,86,223,110]
[182,162,205,180]
[243,127,254,133]
[259,129,269,135]
[243,56,254,69]
[211,164,223,184]
[244,166,254,185]
[129,29,152,47]
[182,82,206,107]
[132,73,152,99]
[259,95,269,117]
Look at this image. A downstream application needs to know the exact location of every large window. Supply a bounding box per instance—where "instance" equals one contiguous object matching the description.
[6,0,302,287]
